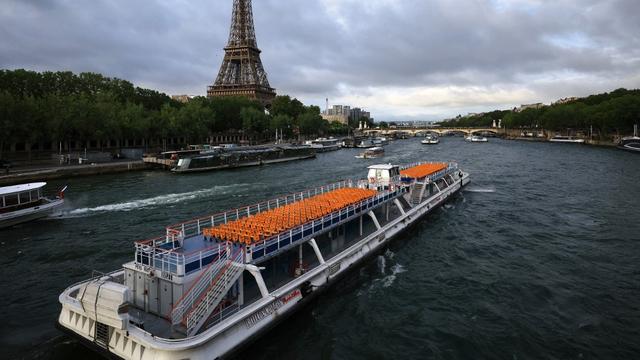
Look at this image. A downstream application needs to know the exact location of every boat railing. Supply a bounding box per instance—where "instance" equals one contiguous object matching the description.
[134,239,229,276]
[160,180,355,245]
[400,161,458,183]
[133,163,456,275]
[250,185,408,261]
[170,247,241,325]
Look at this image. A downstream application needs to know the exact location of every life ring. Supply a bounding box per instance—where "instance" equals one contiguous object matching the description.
[368,177,376,184]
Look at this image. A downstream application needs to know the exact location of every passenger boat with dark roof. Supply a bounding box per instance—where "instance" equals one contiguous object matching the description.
[172,145,316,173]
[57,161,469,359]
[0,182,65,229]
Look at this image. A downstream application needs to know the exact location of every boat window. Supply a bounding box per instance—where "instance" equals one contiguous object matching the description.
[31,190,39,200]
[20,191,31,204]
[5,194,18,206]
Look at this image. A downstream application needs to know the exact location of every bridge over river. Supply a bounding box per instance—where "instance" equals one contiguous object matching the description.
[361,128,506,136]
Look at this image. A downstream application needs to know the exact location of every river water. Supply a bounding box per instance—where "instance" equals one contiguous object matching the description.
[1,137,639,359]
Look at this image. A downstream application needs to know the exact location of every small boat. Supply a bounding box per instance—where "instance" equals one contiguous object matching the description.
[355,146,385,159]
[618,125,640,153]
[372,137,389,146]
[465,135,488,143]
[549,135,585,144]
[0,182,65,229]
[421,135,440,145]
[356,139,375,148]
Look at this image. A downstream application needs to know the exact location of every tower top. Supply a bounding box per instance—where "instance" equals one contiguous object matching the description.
[226,0,257,49]
[208,0,276,106]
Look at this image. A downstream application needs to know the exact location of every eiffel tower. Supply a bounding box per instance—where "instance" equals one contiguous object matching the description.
[207,0,276,106]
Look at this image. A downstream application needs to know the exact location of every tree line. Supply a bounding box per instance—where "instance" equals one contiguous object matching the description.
[439,88,640,137]
[0,69,350,157]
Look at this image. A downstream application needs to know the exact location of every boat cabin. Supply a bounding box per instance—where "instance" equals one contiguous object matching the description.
[367,164,400,187]
[0,182,46,212]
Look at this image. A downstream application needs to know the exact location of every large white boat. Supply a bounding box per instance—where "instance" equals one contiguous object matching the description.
[57,162,469,359]
[355,146,384,159]
[306,137,341,152]
[465,135,488,143]
[549,135,585,144]
[0,182,65,229]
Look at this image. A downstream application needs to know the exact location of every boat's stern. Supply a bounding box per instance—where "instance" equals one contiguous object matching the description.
[57,272,150,359]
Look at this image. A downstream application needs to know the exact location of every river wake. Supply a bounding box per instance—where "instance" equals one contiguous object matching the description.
[54,185,240,218]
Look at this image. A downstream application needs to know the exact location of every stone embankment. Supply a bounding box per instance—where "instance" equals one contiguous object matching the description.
[0,161,152,186]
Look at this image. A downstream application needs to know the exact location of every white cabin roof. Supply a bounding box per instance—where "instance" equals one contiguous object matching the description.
[368,164,396,170]
[0,182,47,196]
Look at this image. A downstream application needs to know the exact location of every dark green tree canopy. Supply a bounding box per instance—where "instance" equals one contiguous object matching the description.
[0,69,350,156]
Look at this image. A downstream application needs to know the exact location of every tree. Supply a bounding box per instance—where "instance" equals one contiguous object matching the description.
[270,114,294,138]
[241,107,269,137]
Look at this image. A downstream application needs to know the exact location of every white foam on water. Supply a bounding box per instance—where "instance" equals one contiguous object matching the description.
[381,274,396,288]
[56,185,241,217]
[390,263,407,275]
[377,255,386,275]
[369,262,407,290]
[384,248,395,259]
[464,187,496,193]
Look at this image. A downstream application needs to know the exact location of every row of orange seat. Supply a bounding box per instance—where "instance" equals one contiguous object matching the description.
[400,162,448,179]
[203,187,377,245]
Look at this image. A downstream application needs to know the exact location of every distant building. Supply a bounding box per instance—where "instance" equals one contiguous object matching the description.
[515,103,545,112]
[553,97,579,105]
[322,103,373,125]
[171,95,196,103]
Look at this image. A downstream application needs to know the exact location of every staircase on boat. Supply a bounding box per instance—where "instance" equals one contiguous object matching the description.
[170,249,244,336]
[410,181,427,205]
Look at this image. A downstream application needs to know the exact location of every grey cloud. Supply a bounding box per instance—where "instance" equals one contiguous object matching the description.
[1,0,639,118]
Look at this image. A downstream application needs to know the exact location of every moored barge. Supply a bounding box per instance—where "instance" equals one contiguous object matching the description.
[57,161,469,359]
[172,145,316,173]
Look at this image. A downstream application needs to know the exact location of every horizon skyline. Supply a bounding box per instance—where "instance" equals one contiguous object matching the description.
[2,0,639,122]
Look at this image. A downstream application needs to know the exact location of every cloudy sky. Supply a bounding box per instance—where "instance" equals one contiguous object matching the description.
[1,0,639,121]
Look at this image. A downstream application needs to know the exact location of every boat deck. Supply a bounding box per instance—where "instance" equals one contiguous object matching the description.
[202,187,377,245]
[135,182,408,275]
[400,162,448,179]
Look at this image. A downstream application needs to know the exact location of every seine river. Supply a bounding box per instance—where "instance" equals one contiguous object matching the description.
[2,137,639,359]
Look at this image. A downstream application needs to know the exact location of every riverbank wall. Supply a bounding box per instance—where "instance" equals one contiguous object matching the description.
[0,161,152,186]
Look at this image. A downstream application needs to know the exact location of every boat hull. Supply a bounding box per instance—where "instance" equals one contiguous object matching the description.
[172,154,316,173]
[57,173,470,360]
[549,139,585,143]
[0,198,63,229]
[618,145,640,153]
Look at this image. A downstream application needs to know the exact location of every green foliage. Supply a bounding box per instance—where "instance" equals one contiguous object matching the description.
[328,121,349,135]
[440,110,509,128]
[241,107,269,134]
[440,89,639,137]
[502,90,640,135]
[0,69,345,150]
[298,108,327,136]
